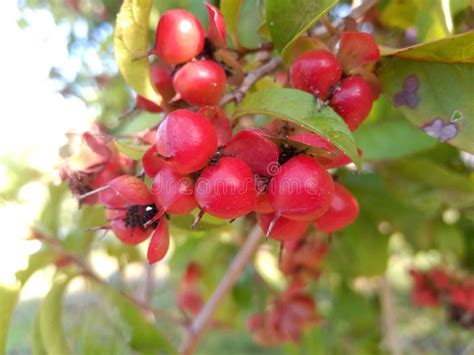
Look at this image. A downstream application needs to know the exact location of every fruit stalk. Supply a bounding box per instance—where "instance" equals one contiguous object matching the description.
[180,225,263,354]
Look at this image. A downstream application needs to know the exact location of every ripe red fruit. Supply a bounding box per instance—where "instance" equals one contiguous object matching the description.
[330,76,374,131]
[205,3,226,48]
[198,106,232,147]
[195,157,256,219]
[99,175,154,208]
[268,155,334,221]
[155,109,217,174]
[106,209,153,245]
[150,62,175,102]
[222,130,280,176]
[257,213,309,241]
[314,183,359,233]
[173,60,227,106]
[337,31,380,72]
[151,166,197,215]
[153,9,205,65]
[147,218,170,263]
[290,50,342,100]
[142,144,167,177]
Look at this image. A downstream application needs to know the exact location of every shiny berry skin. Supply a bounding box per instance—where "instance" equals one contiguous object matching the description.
[150,62,175,101]
[147,219,170,263]
[198,106,232,147]
[337,32,380,72]
[99,175,154,208]
[195,157,256,219]
[268,155,334,221]
[155,109,217,174]
[173,60,227,106]
[330,76,374,131]
[314,183,359,233]
[142,144,167,177]
[257,213,309,241]
[205,3,226,48]
[222,130,280,177]
[151,166,197,215]
[290,50,342,100]
[153,9,205,65]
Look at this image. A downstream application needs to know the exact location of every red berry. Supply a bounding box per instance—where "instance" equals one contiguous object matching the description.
[314,183,359,233]
[290,50,342,100]
[151,166,197,215]
[153,9,205,65]
[173,60,227,106]
[337,32,380,72]
[255,191,273,213]
[330,76,374,131]
[222,129,280,177]
[99,175,154,208]
[150,61,175,102]
[147,218,170,263]
[195,157,256,219]
[106,209,153,245]
[268,155,334,221]
[198,106,233,147]
[142,144,167,177]
[257,213,309,241]
[155,109,217,174]
[205,3,226,48]
[136,95,162,113]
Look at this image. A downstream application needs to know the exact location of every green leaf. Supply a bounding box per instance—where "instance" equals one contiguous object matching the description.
[0,251,54,354]
[114,0,164,106]
[114,111,162,135]
[379,32,474,153]
[221,0,244,49]
[379,0,449,41]
[234,88,360,168]
[114,139,150,160]
[354,119,438,160]
[266,0,337,53]
[171,210,228,231]
[103,287,177,354]
[39,275,73,355]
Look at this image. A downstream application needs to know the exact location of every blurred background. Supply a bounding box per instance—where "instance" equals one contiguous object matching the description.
[1,0,473,354]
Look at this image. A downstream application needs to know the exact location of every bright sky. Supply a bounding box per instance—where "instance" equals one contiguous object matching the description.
[0,1,94,289]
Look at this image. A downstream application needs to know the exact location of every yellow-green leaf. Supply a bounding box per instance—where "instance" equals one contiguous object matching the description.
[114,0,163,106]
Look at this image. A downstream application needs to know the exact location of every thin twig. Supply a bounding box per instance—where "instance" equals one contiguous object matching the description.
[32,229,183,324]
[219,57,282,106]
[180,225,263,355]
[380,277,402,355]
[310,0,378,37]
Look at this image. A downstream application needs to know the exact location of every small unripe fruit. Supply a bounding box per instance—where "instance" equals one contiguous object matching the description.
[337,32,380,72]
[330,76,374,131]
[257,213,309,241]
[205,3,226,48]
[195,157,256,219]
[153,9,205,65]
[314,183,359,233]
[155,109,218,174]
[173,60,227,106]
[268,155,334,220]
[290,50,342,100]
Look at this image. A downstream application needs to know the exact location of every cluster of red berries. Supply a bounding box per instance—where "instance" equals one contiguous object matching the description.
[410,268,474,328]
[248,236,329,346]
[136,5,228,112]
[290,32,381,130]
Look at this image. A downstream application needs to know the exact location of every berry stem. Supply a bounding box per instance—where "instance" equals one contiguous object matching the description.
[180,225,263,355]
[220,57,282,106]
[77,185,110,201]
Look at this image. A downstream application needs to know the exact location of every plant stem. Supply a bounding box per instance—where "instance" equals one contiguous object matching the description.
[180,225,263,355]
[220,57,282,106]
[380,277,402,355]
